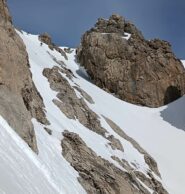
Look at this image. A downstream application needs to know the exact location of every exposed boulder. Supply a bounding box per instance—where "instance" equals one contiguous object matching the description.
[0,0,48,152]
[77,14,185,107]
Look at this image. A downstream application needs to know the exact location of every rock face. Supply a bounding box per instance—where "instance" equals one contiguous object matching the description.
[0,0,48,152]
[77,14,185,107]
[0,0,12,24]
[43,66,107,136]
[43,65,127,152]
[62,131,168,194]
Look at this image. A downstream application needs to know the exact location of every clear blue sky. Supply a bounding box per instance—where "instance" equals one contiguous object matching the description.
[8,0,185,59]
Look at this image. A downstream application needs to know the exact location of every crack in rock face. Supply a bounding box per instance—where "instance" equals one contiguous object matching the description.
[77,14,185,107]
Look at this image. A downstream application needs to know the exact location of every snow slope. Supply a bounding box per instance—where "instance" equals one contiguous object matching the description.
[20,31,185,194]
[182,60,185,68]
[18,30,155,194]
[0,116,59,194]
[1,30,184,194]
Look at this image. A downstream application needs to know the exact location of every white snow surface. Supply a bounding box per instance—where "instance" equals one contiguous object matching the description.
[101,32,131,40]
[181,60,185,68]
[18,30,153,193]
[123,32,131,40]
[0,116,58,194]
[0,30,184,194]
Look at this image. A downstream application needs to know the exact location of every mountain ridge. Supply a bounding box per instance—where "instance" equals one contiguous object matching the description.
[0,1,184,194]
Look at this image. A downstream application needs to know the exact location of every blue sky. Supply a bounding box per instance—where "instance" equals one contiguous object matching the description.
[8,0,185,58]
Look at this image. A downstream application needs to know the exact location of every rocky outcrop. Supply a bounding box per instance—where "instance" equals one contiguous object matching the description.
[0,0,12,24]
[62,131,168,194]
[43,66,106,136]
[0,85,38,152]
[77,14,185,107]
[43,63,167,193]
[103,116,160,177]
[0,0,48,152]
[43,65,126,153]
[39,33,53,47]
[39,33,68,60]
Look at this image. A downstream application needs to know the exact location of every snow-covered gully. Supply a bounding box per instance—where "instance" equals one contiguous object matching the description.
[0,30,184,194]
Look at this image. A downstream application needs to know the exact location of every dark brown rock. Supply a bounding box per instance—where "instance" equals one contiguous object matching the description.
[44,127,52,135]
[77,14,185,107]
